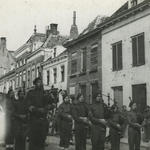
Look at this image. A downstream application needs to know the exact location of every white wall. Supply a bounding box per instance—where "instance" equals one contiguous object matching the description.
[102,11,150,107]
[43,57,68,91]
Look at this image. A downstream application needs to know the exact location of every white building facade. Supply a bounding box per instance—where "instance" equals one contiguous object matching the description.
[42,50,68,91]
[102,0,150,111]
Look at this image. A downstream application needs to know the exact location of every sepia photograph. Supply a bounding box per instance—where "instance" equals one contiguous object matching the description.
[0,0,150,149]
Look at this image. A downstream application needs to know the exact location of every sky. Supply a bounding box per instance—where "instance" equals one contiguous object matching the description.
[0,0,127,50]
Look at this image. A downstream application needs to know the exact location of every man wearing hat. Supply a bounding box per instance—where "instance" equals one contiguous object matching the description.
[58,94,73,150]
[26,77,49,150]
[128,102,143,150]
[89,92,109,150]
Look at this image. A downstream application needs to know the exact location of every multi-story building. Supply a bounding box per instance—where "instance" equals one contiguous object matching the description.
[26,24,68,90]
[101,0,150,111]
[64,15,107,104]
[14,26,47,91]
[14,24,68,91]
[42,50,68,91]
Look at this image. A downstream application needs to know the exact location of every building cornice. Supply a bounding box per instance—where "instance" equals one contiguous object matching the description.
[42,55,68,67]
[63,28,100,48]
[27,48,44,59]
[15,43,31,55]
[97,0,150,30]
[0,69,15,81]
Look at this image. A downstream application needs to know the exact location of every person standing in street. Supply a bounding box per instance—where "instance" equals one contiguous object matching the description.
[13,88,27,150]
[72,93,90,150]
[108,105,124,150]
[26,77,49,150]
[58,94,73,150]
[89,93,109,150]
[143,105,150,142]
[121,105,128,137]
[128,102,143,150]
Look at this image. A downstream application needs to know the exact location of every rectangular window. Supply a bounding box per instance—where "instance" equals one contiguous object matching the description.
[71,52,77,75]
[112,41,122,71]
[47,70,50,85]
[81,48,87,72]
[53,68,57,84]
[91,82,99,103]
[16,74,19,87]
[37,66,40,77]
[27,70,30,87]
[132,33,145,66]
[19,72,22,86]
[90,45,98,69]
[32,68,35,85]
[131,0,137,7]
[23,70,26,81]
[61,66,65,82]
[112,86,123,108]
[20,60,22,67]
[132,84,146,112]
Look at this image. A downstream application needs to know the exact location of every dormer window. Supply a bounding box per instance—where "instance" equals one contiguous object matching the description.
[131,0,138,7]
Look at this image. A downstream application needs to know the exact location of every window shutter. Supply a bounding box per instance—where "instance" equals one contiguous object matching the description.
[118,42,122,70]
[138,34,145,65]
[71,59,77,74]
[83,50,87,72]
[112,45,117,70]
[132,37,137,66]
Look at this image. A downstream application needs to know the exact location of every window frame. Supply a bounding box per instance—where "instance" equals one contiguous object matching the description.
[70,51,78,75]
[90,44,98,70]
[61,65,65,82]
[112,41,123,71]
[53,68,57,84]
[131,33,145,67]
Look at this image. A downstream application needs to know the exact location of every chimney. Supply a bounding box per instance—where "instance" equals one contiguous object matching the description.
[45,26,50,38]
[73,11,76,25]
[50,23,58,35]
[70,11,78,39]
[0,37,6,49]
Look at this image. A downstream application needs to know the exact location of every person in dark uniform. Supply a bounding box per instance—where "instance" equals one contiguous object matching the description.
[13,88,27,150]
[26,77,49,150]
[128,102,143,150]
[58,94,73,150]
[121,105,128,137]
[5,88,15,150]
[72,93,90,150]
[89,93,109,150]
[143,105,150,142]
[108,105,124,150]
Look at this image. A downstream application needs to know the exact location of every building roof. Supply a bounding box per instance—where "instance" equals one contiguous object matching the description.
[64,0,150,48]
[64,15,108,47]
[111,2,128,17]
[26,32,46,43]
[79,15,108,36]
[43,34,69,49]
[97,0,150,28]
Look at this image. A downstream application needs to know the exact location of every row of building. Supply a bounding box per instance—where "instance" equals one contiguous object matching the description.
[0,0,150,111]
